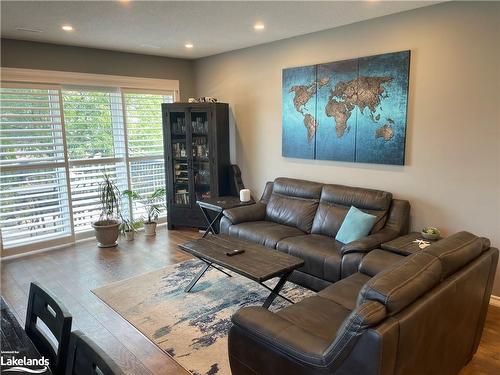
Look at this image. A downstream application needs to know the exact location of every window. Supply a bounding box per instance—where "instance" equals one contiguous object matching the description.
[0,85,72,248]
[123,91,173,219]
[0,82,175,251]
[63,88,128,233]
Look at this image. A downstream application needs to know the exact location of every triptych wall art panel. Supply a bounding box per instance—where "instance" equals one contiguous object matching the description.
[282,50,410,165]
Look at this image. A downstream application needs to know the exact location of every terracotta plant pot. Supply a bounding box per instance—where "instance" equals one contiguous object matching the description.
[144,222,157,236]
[92,220,120,248]
[125,230,135,241]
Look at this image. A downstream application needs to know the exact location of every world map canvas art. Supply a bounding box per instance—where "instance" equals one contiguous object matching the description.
[282,50,410,165]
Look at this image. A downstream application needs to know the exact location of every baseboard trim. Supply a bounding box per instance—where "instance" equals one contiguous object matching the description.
[490,295,500,307]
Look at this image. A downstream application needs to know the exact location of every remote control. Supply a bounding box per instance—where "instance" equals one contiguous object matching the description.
[226,249,245,257]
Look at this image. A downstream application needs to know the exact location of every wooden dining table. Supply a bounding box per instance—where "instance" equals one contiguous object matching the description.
[1,296,53,374]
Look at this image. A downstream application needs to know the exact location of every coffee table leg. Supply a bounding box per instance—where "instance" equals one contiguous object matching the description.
[262,272,292,309]
[185,262,211,292]
[210,264,232,278]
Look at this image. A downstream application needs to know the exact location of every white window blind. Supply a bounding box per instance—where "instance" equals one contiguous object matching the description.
[0,86,72,248]
[123,92,172,220]
[124,91,172,157]
[63,88,128,232]
[0,83,174,251]
[63,89,125,160]
[69,162,127,232]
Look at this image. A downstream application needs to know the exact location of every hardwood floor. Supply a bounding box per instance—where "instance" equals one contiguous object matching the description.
[461,305,500,375]
[1,227,499,375]
[1,227,198,375]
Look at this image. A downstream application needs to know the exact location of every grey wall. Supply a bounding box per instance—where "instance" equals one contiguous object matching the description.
[194,2,500,295]
[1,38,195,99]
[1,3,499,295]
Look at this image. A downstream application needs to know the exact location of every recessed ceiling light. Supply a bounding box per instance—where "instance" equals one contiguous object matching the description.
[62,25,73,31]
[185,43,194,49]
[16,27,43,33]
[254,23,265,31]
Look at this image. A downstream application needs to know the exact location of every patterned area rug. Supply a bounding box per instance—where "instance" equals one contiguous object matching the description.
[93,259,314,375]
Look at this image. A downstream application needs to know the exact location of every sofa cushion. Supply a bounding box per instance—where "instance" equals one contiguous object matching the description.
[227,221,304,248]
[424,231,491,280]
[318,272,371,310]
[357,252,442,315]
[358,249,406,277]
[272,177,323,199]
[277,295,351,342]
[335,206,377,244]
[265,178,322,233]
[276,234,343,283]
[311,184,392,237]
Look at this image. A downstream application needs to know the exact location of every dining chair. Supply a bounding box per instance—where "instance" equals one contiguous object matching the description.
[65,330,123,375]
[25,282,72,374]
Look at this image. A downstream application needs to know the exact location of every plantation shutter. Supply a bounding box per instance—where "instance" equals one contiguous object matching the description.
[123,91,172,219]
[0,85,72,248]
[62,88,128,233]
[0,79,175,253]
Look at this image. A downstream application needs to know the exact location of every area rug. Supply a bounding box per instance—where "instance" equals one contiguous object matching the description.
[92,259,314,375]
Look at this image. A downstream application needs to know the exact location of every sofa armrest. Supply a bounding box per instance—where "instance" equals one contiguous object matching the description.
[231,306,329,366]
[223,202,266,225]
[341,228,399,255]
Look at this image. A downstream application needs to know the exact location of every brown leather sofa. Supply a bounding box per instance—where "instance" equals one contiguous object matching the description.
[228,231,498,375]
[220,177,410,291]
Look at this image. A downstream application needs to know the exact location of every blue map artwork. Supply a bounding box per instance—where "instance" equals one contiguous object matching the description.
[282,50,410,165]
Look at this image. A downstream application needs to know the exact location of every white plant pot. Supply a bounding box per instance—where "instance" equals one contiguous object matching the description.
[125,231,135,241]
[144,222,157,236]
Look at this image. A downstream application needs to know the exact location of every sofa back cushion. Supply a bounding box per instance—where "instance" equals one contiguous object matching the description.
[311,184,393,238]
[265,178,322,233]
[424,231,490,280]
[357,252,442,315]
[260,181,274,204]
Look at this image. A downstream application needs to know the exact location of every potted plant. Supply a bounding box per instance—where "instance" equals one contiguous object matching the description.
[122,187,166,236]
[92,173,121,248]
[143,187,166,236]
[119,216,143,241]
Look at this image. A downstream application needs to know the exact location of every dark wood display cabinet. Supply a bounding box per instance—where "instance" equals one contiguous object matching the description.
[162,103,230,229]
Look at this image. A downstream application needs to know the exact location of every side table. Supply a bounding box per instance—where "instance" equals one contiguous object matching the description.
[381,232,442,256]
[197,196,255,238]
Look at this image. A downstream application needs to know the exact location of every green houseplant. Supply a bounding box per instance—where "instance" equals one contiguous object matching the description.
[119,216,143,241]
[120,189,143,241]
[123,187,166,236]
[92,173,121,247]
[143,187,166,235]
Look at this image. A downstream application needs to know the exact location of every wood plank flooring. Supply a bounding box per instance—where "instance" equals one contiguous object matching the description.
[1,227,198,375]
[1,227,499,374]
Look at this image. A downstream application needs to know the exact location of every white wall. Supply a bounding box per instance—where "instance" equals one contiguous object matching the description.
[195,2,500,294]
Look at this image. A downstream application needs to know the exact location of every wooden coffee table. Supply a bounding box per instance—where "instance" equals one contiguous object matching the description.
[178,234,304,309]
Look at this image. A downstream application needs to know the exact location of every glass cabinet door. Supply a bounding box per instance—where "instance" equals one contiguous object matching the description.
[190,111,211,201]
[169,111,190,205]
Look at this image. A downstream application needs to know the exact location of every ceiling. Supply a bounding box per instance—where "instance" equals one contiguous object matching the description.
[1,1,440,59]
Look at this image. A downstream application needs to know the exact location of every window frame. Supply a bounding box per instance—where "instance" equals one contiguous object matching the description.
[121,88,173,222]
[0,69,178,256]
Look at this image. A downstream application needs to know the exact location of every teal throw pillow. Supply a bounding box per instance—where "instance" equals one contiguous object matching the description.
[335,206,377,244]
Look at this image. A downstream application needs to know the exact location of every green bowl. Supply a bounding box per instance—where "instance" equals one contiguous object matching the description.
[421,227,441,240]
